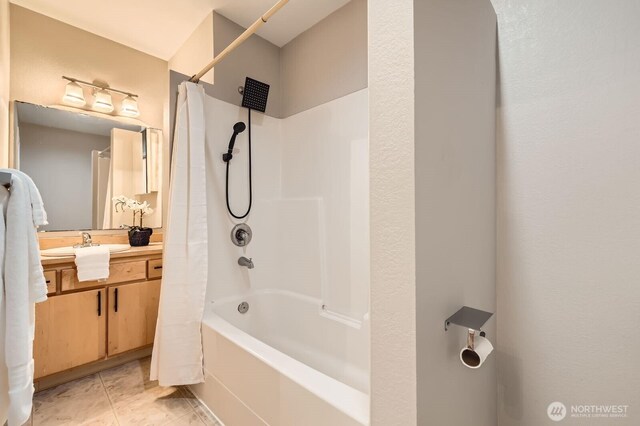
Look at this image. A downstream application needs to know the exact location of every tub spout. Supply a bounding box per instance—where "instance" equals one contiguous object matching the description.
[238,256,254,269]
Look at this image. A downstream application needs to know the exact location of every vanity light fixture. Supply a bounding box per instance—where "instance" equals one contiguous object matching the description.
[92,88,114,113]
[61,76,140,117]
[120,95,140,117]
[62,80,86,106]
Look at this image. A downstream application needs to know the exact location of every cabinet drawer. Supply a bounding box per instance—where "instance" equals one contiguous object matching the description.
[43,270,57,295]
[61,260,147,292]
[147,259,163,279]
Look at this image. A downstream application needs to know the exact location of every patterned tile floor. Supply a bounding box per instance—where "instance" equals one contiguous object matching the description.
[28,357,222,426]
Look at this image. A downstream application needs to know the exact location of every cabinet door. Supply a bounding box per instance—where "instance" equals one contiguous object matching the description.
[108,280,161,356]
[34,289,106,379]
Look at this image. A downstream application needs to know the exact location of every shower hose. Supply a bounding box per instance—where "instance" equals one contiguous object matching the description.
[225,108,252,219]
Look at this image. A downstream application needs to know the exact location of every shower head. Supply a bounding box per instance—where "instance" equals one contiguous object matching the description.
[233,122,246,134]
[223,121,246,163]
[241,77,270,113]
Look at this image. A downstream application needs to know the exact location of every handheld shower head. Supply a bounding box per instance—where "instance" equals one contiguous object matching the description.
[233,122,246,134]
[223,121,246,162]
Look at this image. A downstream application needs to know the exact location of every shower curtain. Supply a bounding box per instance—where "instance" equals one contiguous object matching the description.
[150,82,208,386]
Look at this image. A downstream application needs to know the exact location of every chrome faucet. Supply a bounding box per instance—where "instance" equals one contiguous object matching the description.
[74,232,99,248]
[81,232,92,246]
[238,256,254,269]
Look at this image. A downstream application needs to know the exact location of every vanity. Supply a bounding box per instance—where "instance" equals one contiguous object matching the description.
[8,99,168,390]
[34,237,163,390]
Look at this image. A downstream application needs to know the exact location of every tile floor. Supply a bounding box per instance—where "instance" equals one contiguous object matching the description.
[28,357,222,426]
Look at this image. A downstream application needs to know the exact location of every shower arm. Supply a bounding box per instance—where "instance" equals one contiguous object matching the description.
[189,0,289,83]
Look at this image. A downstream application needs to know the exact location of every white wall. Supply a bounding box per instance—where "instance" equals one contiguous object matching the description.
[0,0,9,167]
[491,1,640,424]
[368,0,416,424]
[10,5,168,130]
[415,1,497,425]
[169,12,214,85]
[203,90,369,322]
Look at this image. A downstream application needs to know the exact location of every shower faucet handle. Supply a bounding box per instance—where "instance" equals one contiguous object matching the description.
[236,229,248,242]
[231,223,252,247]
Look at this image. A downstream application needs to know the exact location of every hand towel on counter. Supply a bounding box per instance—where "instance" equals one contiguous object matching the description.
[2,172,48,426]
[74,246,111,282]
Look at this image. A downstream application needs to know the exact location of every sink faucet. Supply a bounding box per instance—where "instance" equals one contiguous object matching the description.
[238,256,254,269]
[74,232,98,248]
[81,232,92,246]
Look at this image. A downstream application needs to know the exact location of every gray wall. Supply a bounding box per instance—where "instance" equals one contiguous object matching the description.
[492,1,640,424]
[415,0,497,425]
[19,123,109,231]
[280,0,367,117]
[209,13,282,118]
[170,0,367,121]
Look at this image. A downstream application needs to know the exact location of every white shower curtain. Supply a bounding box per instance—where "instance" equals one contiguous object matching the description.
[150,82,208,386]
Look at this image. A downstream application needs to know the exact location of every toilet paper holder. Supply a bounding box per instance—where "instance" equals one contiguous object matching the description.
[444,306,493,332]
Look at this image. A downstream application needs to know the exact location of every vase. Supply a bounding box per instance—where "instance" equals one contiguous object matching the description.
[128,227,153,247]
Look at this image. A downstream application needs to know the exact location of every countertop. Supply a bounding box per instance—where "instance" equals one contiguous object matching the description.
[41,242,163,266]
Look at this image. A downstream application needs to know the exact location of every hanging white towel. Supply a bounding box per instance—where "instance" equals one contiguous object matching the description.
[74,246,110,282]
[2,172,48,426]
[0,169,48,228]
[150,82,208,386]
[0,169,48,305]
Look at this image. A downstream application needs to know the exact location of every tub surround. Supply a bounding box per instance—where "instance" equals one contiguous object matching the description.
[34,240,164,392]
[198,70,369,425]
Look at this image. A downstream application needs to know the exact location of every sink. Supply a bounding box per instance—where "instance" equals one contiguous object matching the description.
[40,244,131,257]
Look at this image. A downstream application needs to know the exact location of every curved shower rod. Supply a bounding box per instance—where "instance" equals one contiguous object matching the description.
[189,0,289,83]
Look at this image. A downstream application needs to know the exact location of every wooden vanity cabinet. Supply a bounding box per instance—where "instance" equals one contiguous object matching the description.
[34,289,106,379]
[34,249,163,383]
[108,279,161,356]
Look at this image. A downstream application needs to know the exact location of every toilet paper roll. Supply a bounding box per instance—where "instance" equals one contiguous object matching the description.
[460,335,493,369]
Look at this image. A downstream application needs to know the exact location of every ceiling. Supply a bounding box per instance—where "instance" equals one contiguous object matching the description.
[214,0,351,47]
[10,0,351,60]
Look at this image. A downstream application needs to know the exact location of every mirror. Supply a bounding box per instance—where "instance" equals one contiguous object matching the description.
[13,101,163,232]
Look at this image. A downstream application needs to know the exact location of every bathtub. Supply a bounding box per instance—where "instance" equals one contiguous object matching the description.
[190,289,370,426]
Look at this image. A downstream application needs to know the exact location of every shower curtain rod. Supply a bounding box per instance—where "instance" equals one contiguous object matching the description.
[189,0,289,83]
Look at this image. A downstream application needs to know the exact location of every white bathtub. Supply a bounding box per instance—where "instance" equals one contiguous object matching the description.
[190,289,370,426]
